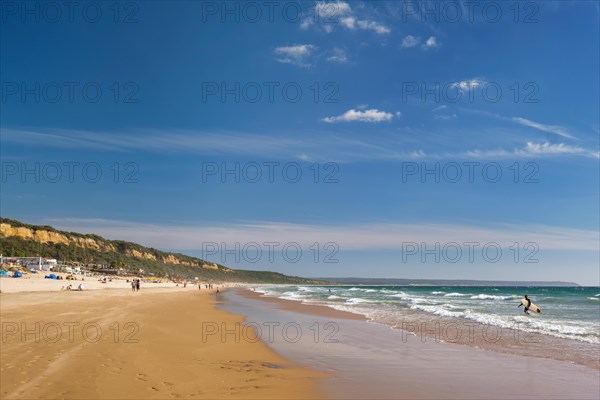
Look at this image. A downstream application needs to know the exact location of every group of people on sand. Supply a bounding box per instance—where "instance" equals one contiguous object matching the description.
[199,283,216,290]
[131,279,141,292]
[61,283,84,291]
[198,283,220,293]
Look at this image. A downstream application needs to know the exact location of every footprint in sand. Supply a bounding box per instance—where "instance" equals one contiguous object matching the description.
[137,373,148,382]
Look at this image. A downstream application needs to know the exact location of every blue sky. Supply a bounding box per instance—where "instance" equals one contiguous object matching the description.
[1,1,599,285]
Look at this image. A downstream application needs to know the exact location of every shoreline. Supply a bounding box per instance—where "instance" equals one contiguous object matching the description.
[240,289,366,321]
[247,287,599,370]
[221,288,599,399]
[0,285,325,399]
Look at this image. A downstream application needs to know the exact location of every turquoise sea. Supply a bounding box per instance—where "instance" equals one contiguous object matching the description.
[256,285,600,344]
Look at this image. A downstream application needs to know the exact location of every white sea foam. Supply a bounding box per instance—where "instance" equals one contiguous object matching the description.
[280,291,305,301]
[410,304,465,318]
[444,292,469,297]
[345,298,380,304]
[390,293,416,302]
[263,286,600,345]
[460,312,600,344]
[470,294,514,301]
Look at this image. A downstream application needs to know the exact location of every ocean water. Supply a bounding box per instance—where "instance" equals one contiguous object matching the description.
[254,285,600,345]
[221,289,600,398]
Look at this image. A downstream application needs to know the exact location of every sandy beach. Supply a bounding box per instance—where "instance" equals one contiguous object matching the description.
[0,273,183,293]
[0,281,324,399]
[2,278,598,400]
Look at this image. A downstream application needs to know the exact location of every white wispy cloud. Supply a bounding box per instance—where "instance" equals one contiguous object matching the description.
[44,218,600,252]
[327,48,349,63]
[0,127,424,163]
[301,1,390,35]
[519,142,585,155]
[511,117,577,140]
[274,44,316,68]
[1,128,304,155]
[422,36,440,49]
[434,114,457,120]
[322,108,394,123]
[355,19,390,34]
[4,128,597,162]
[401,35,420,48]
[339,16,355,29]
[451,78,485,91]
[431,105,455,120]
[299,18,314,30]
[465,142,598,159]
[315,0,352,17]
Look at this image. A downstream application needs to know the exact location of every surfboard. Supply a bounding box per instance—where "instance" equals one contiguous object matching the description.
[521,298,542,313]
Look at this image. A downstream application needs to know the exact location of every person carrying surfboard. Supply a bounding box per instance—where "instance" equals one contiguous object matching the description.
[518,295,532,314]
[517,294,542,315]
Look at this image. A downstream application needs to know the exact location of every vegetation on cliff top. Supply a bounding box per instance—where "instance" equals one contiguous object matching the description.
[0,217,324,284]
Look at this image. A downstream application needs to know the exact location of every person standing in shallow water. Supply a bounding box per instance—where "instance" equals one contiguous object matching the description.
[518,294,531,314]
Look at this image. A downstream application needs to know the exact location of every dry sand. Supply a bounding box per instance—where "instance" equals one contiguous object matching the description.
[0,273,180,293]
[0,286,325,399]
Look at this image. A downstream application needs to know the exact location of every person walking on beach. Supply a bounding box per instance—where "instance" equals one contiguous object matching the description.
[518,294,531,314]
[135,279,140,292]
[131,280,136,292]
